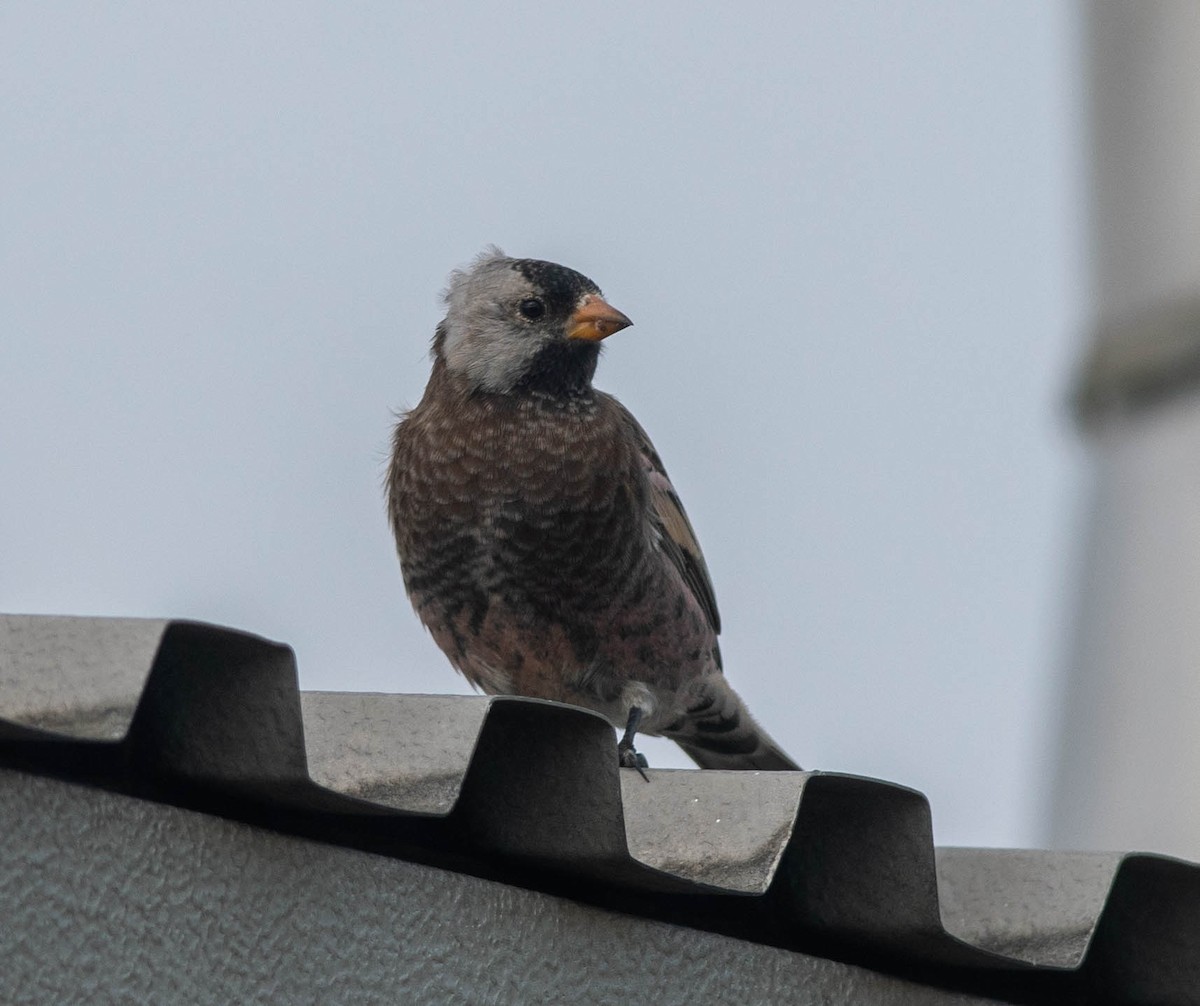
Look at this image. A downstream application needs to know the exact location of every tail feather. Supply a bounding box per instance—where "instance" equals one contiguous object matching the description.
[662,676,801,771]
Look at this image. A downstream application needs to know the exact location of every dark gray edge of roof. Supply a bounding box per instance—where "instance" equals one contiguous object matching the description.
[3,614,1200,1003]
[1072,293,1200,427]
[2,768,1020,1006]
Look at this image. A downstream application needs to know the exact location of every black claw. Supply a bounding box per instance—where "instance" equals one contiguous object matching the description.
[618,706,650,782]
[619,745,649,782]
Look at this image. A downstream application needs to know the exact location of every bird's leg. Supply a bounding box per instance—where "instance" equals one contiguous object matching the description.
[618,705,650,782]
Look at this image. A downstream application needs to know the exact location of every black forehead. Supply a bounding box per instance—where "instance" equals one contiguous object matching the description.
[511,259,600,305]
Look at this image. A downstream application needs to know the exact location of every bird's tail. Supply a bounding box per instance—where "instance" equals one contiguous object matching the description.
[662,675,801,771]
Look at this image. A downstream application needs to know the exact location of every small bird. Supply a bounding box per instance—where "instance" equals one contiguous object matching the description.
[388,249,799,772]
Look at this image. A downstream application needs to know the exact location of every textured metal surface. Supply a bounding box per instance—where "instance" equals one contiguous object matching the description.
[0,614,167,739]
[0,770,1007,1006]
[4,614,1200,1003]
[935,848,1123,968]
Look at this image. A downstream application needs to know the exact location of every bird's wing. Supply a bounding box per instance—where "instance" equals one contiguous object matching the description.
[611,400,721,636]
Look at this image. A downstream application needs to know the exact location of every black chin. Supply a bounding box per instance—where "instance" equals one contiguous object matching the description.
[515,340,600,396]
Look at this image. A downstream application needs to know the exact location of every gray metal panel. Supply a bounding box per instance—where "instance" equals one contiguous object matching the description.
[4,614,1200,1002]
[0,614,167,739]
[0,769,1007,1006]
[300,691,490,814]
[935,847,1123,968]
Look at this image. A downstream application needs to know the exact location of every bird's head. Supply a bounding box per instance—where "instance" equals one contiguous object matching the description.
[438,247,633,395]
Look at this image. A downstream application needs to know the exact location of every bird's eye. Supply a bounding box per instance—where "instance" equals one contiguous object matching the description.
[518,298,545,320]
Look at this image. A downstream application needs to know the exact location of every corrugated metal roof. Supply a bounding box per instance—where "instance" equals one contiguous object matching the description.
[1,768,1011,1005]
[3,613,1199,1003]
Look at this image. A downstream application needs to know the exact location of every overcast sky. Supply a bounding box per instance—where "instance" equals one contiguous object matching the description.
[1,3,1086,846]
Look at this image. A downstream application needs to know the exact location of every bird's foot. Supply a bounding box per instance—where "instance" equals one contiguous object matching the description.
[619,706,650,782]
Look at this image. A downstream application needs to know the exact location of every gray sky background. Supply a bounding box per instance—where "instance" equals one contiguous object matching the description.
[2,3,1085,846]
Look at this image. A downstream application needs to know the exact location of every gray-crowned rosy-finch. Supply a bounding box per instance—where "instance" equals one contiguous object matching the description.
[388,249,798,771]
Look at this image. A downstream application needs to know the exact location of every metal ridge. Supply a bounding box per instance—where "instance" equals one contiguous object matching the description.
[3,613,1199,1002]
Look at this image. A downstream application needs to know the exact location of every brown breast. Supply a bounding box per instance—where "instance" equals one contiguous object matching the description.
[388,359,661,694]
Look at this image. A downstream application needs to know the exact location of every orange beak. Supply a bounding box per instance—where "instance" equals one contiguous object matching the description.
[567,294,633,342]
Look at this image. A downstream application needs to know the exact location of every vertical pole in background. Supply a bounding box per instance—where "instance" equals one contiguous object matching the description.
[1051,2,1200,856]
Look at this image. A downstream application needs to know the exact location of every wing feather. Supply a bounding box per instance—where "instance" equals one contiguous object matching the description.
[609,399,721,636]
